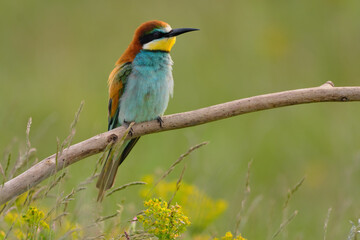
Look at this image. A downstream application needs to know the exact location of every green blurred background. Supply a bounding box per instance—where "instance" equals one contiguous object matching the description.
[1,0,360,238]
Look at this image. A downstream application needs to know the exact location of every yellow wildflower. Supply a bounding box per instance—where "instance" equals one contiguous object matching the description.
[140,175,227,232]
[214,231,247,240]
[138,198,191,239]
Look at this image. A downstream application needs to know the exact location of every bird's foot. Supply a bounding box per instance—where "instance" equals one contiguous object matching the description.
[156,116,164,128]
[123,120,134,136]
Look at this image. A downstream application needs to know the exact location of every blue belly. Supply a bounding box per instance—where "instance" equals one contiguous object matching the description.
[118,50,174,124]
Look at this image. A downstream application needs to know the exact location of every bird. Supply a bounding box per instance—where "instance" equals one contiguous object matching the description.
[96,20,198,200]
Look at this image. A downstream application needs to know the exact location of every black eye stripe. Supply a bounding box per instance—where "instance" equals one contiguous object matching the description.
[139,31,167,45]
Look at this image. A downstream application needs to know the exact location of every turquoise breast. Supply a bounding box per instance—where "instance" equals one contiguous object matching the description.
[118,50,174,124]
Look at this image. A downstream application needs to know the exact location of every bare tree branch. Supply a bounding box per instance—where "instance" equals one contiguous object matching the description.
[1,81,360,205]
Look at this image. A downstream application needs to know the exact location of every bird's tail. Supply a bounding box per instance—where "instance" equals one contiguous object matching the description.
[96,137,140,201]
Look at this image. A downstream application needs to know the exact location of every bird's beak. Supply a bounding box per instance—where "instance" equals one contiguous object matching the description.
[165,28,199,38]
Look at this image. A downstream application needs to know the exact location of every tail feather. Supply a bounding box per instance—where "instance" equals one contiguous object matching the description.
[96,137,140,201]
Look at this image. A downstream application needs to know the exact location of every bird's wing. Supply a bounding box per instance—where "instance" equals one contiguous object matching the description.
[107,62,132,130]
[97,62,140,201]
[107,61,140,167]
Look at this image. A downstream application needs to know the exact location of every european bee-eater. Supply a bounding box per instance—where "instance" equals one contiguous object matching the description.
[96,20,198,200]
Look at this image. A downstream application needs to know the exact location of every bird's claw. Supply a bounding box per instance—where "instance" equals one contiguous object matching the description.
[123,120,134,136]
[157,116,164,128]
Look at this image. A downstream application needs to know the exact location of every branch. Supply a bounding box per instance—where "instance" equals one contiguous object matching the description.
[1,81,360,205]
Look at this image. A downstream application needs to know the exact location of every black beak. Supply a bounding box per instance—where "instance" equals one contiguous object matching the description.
[165,28,199,38]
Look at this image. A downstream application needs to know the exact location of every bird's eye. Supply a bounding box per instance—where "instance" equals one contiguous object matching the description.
[139,30,164,44]
[152,31,162,39]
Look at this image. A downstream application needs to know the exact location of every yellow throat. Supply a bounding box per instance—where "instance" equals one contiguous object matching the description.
[143,37,176,52]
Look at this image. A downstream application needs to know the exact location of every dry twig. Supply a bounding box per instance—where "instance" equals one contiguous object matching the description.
[1,82,360,205]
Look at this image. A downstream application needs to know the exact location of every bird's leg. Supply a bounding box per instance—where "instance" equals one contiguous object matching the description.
[156,116,164,128]
[123,120,134,136]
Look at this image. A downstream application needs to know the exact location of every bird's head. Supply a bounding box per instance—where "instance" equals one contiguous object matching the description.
[133,20,199,52]
[116,20,198,65]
